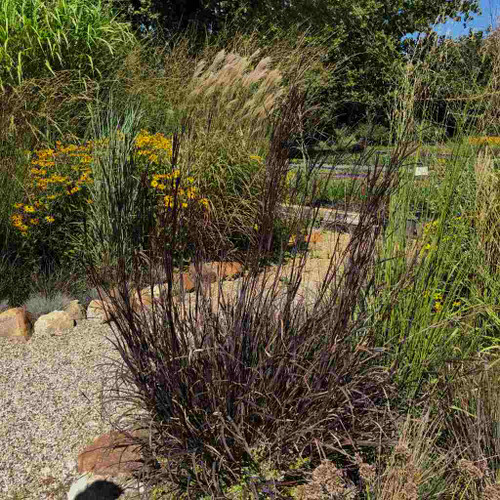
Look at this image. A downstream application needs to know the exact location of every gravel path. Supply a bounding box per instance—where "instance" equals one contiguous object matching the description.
[0,319,141,500]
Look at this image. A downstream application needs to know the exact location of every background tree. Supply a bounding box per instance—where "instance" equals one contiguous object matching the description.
[107,0,481,138]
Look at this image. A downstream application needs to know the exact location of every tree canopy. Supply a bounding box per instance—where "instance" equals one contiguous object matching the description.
[108,0,484,134]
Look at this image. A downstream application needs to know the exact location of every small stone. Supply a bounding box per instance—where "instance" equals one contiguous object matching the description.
[64,300,86,321]
[0,307,32,339]
[77,430,144,477]
[40,475,57,486]
[34,311,75,336]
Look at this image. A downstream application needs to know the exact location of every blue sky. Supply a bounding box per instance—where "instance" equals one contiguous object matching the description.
[431,0,499,38]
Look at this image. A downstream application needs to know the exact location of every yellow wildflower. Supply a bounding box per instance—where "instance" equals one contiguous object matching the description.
[157,183,166,190]
[30,218,39,225]
[45,216,55,223]
[151,180,159,188]
[24,205,35,213]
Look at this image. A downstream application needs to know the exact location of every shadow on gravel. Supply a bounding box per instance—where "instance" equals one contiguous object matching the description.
[75,479,124,499]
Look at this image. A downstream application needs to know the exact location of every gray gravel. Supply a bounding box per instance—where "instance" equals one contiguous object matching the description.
[0,319,144,500]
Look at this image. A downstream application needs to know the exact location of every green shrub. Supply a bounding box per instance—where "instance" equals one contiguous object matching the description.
[24,291,72,320]
[415,119,447,145]
[354,122,391,145]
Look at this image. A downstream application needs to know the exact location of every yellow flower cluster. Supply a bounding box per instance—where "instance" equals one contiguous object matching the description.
[10,213,29,234]
[150,172,209,210]
[12,130,209,237]
[135,130,173,164]
[468,137,500,146]
[12,142,95,234]
[422,290,463,314]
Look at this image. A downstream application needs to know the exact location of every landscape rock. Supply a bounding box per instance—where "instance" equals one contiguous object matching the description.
[0,307,32,340]
[137,284,167,309]
[64,300,86,321]
[135,274,196,309]
[175,272,196,293]
[34,311,75,336]
[77,430,144,477]
[189,263,218,285]
[87,300,113,323]
[213,261,243,280]
[189,262,243,283]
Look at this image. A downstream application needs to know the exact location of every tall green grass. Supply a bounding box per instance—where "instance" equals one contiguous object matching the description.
[0,0,135,89]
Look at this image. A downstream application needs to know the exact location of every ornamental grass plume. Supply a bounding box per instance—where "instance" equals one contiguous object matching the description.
[484,484,500,500]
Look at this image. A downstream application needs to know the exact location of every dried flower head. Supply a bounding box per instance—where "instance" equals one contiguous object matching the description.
[294,460,357,499]
[355,453,376,484]
[359,462,376,484]
[483,484,500,500]
[457,459,485,480]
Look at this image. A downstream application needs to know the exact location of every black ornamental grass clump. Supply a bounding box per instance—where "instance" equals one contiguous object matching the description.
[88,71,404,499]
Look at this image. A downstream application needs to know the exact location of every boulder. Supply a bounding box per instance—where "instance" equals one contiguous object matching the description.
[135,274,196,309]
[189,263,217,285]
[77,430,144,478]
[213,261,243,280]
[87,300,113,323]
[175,272,196,293]
[34,311,75,336]
[0,308,32,340]
[64,300,86,321]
